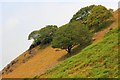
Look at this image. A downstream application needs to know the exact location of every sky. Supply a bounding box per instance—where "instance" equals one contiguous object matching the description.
[0,0,119,70]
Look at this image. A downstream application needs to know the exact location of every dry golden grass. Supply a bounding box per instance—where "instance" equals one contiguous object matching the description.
[2,46,67,78]
[2,10,119,78]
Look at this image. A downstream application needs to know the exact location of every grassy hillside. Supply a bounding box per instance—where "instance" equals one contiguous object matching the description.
[40,27,119,78]
[2,8,119,78]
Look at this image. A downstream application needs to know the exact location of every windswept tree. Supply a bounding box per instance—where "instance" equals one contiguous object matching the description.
[28,30,40,43]
[38,25,58,44]
[28,25,58,49]
[52,22,92,54]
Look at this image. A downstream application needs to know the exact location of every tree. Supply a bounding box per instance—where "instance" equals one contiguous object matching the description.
[52,22,92,54]
[28,25,58,49]
[86,5,113,31]
[70,5,113,32]
[28,30,39,40]
[70,5,95,22]
[28,30,40,43]
[38,25,58,44]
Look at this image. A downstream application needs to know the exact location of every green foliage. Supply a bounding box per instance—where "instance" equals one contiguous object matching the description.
[28,25,58,49]
[52,22,92,53]
[70,5,113,32]
[28,30,39,40]
[86,5,113,31]
[70,5,95,22]
[38,25,58,44]
[40,27,119,78]
[28,5,114,50]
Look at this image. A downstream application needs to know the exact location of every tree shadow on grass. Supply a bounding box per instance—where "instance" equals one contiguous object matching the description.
[57,44,88,61]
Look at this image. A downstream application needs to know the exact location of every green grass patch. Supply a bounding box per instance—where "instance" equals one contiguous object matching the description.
[40,27,119,78]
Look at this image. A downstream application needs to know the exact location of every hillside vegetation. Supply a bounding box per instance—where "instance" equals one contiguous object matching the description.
[27,5,113,53]
[40,27,119,78]
[1,5,119,78]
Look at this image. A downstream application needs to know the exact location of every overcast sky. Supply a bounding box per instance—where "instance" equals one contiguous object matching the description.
[0,0,119,70]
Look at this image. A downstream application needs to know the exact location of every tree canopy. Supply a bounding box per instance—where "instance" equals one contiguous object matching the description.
[70,5,113,32]
[28,5,113,52]
[28,25,58,49]
[52,22,92,53]
[38,25,58,44]
[70,5,95,22]
[28,30,39,41]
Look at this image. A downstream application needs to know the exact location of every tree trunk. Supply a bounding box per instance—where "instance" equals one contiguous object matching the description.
[67,46,72,54]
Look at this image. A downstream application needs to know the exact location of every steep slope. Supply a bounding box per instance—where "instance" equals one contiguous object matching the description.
[93,10,118,43]
[40,27,119,78]
[39,10,119,78]
[1,9,119,78]
[2,45,67,78]
[2,46,40,75]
